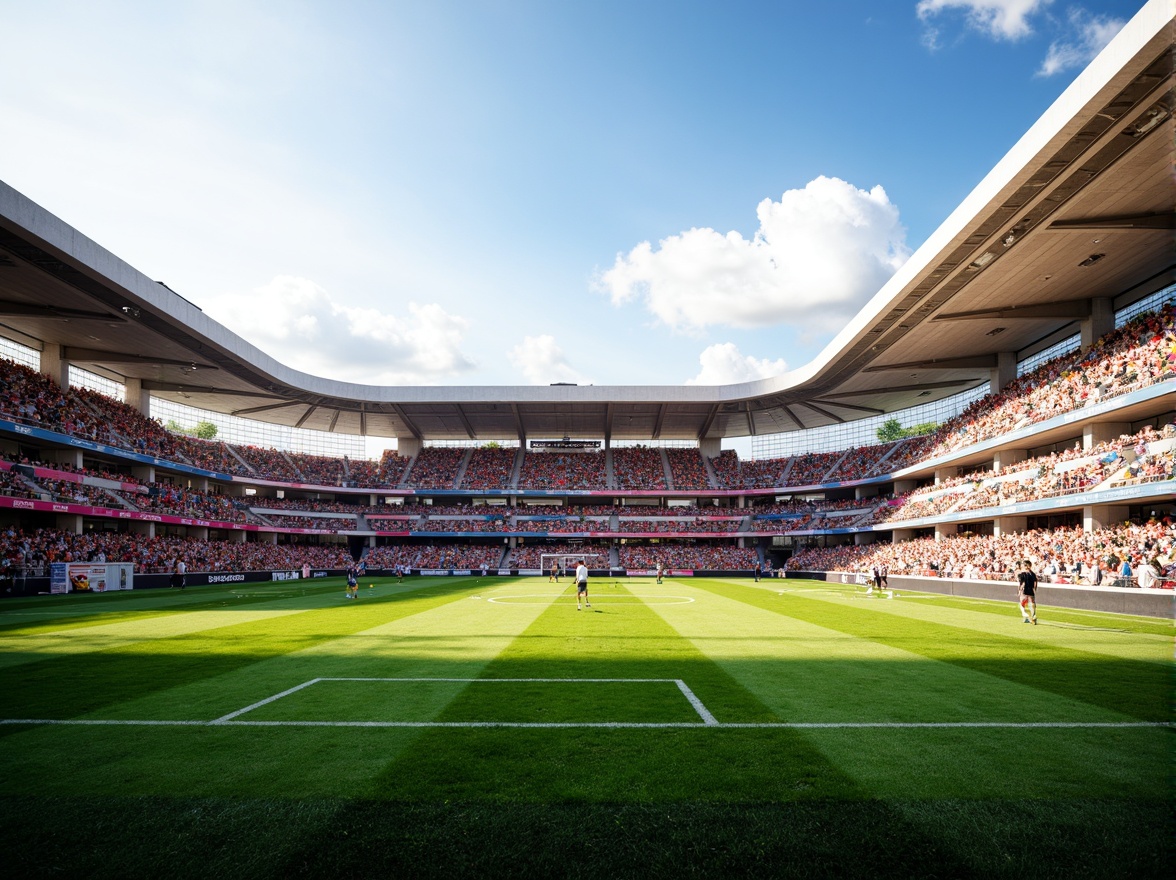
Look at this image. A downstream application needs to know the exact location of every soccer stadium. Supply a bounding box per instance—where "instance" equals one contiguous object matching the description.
[0,3,1172,877]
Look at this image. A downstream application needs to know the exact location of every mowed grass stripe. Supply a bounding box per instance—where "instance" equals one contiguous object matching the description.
[22,794,1165,880]
[639,580,1138,724]
[692,579,1172,722]
[0,578,491,722]
[644,580,1170,802]
[0,578,561,799]
[165,579,559,724]
[764,580,1173,663]
[372,581,870,803]
[0,607,311,672]
[0,582,343,636]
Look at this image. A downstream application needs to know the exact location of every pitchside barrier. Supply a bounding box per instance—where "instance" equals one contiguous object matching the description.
[814,570,1174,619]
[1,568,347,597]
[3,567,768,596]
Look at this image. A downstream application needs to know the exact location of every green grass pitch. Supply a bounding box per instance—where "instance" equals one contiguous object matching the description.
[0,575,1171,878]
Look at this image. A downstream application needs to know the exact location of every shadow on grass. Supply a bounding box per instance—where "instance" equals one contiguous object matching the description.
[694,581,1173,721]
[0,580,482,719]
[1,795,1170,879]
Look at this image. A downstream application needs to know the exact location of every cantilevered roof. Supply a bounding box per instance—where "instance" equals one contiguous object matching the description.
[0,1,1171,444]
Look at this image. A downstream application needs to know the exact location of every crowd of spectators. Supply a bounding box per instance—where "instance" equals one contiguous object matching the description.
[0,468,42,501]
[412,544,504,570]
[285,452,345,486]
[405,447,466,489]
[461,446,518,490]
[517,451,607,490]
[617,543,758,570]
[250,497,370,514]
[378,450,409,487]
[785,450,846,486]
[786,519,1175,588]
[119,484,250,523]
[665,448,713,490]
[863,426,1173,525]
[362,544,417,569]
[258,514,354,532]
[832,440,904,482]
[168,434,249,476]
[231,445,299,482]
[612,446,668,490]
[887,306,1175,469]
[2,525,352,575]
[72,387,180,460]
[418,517,510,534]
[0,360,113,446]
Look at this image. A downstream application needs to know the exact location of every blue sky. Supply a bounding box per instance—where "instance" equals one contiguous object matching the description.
[0,0,1144,391]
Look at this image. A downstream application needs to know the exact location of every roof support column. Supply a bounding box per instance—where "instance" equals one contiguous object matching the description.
[994,448,1027,471]
[124,377,151,418]
[993,516,1026,538]
[1084,422,1129,449]
[1084,504,1128,532]
[989,350,1017,395]
[1080,297,1114,351]
[39,342,68,389]
[45,448,84,469]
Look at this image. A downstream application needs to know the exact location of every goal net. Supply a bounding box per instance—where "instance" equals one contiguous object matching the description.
[540,553,603,575]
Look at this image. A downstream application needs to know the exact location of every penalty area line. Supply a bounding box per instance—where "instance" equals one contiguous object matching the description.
[212,678,323,723]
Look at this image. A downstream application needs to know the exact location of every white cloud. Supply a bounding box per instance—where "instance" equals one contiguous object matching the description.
[203,276,475,384]
[507,335,595,385]
[1037,8,1126,77]
[916,0,1051,43]
[597,176,909,334]
[685,343,788,386]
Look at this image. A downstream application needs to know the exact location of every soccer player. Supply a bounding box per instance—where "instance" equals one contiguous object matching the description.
[1017,560,1038,625]
[575,559,590,610]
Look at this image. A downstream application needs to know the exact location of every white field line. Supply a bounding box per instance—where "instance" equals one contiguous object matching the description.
[213,677,718,725]
[212,678,323,723]
[675,679,718,725]
[0,718,1169,730]
[11,676,1169,731]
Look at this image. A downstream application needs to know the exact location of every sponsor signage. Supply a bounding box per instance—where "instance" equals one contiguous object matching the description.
[529,439,601,449]
[50,562,134,593]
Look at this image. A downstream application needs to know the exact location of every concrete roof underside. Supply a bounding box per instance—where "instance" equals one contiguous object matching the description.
[0,5,1171,446]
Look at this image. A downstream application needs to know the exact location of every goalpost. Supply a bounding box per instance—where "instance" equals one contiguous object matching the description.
[540,552,603,577]
[539,552,625,590]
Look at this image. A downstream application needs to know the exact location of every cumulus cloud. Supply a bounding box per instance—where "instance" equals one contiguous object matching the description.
[916,0,1050,46]
[203,276,475,384]
[597,176,909,334]
[685,343,788,386]
[1037,8,1125,76]
[507,335,595,385]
